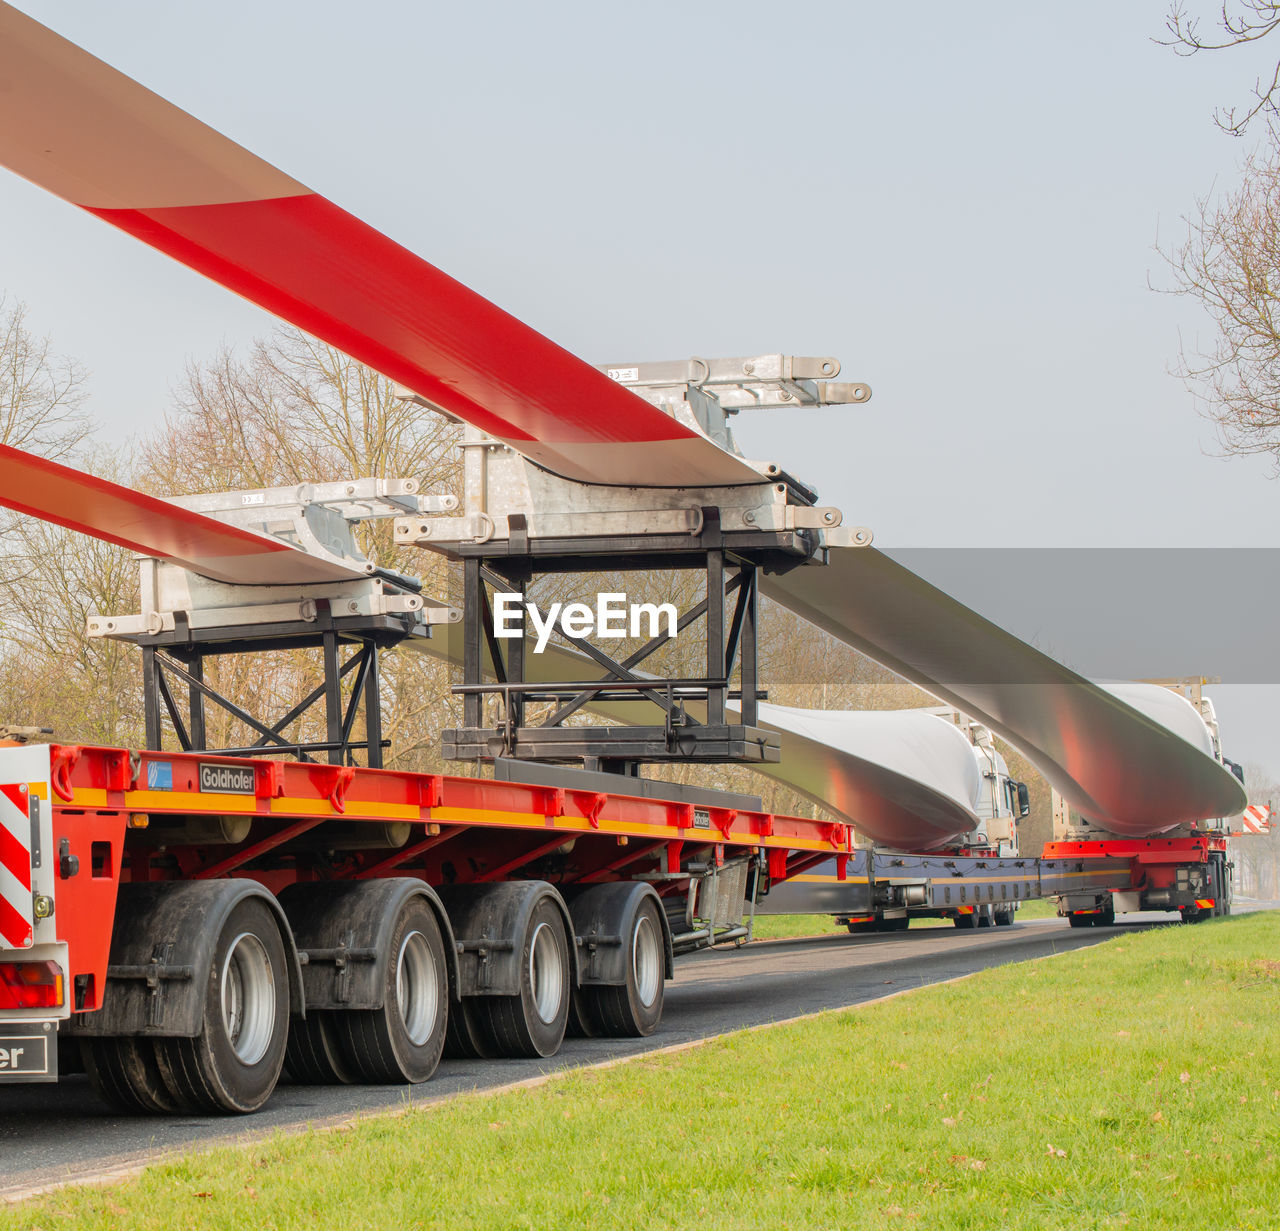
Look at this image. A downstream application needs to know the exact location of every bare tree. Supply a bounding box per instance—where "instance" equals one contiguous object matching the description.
[1230,761,1280,897]
[1164,3,1280,135]
[0,298,91,459]
[1160,140,1280,464]
[0,448,142,744]
[136,327,463,770]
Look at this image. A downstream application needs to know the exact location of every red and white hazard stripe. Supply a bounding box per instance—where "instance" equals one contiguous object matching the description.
[0,781,32,950]
[1239,803,1273,835]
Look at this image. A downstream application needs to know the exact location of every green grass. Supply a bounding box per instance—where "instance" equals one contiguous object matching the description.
[1010,897,1058,919]
[751,912,845,938]
[7,913,1279,1230]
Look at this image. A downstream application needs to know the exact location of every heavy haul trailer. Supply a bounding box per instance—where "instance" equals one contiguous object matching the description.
[1044,834,1232,927]
[754,832,1227,933]
[757,687,1241,933]
[756,849,1132,931]
[0,741,849,1111]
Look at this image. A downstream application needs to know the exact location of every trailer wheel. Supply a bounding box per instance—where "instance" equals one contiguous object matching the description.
[1067,912,1093,928]
[82,1038,184,1115]
[284,1013,357,1086]
[576,898,665,1038]
[333,897,448,1084]
[952,912,976,930]
[477,899,570,1058]
[444,995,498,1059]
[154,897,290,1114]
[994,906,1015,927]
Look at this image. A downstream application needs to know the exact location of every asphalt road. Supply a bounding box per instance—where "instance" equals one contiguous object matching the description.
[0,913,1179,1196]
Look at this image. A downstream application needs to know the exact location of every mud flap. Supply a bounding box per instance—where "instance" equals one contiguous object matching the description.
[0,1021,56,1083]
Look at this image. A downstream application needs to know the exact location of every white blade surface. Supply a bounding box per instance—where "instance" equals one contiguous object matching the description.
[760,547,1246,834]
[416,627,983,849]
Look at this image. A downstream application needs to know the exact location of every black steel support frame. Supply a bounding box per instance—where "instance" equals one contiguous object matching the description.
[141,632,387,767]
[447,513,771,771]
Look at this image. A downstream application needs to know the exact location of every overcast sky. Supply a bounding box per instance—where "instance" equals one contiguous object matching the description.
[4,1,1279,778]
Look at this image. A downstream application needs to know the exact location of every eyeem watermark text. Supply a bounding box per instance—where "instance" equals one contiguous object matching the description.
[494,593,678,653]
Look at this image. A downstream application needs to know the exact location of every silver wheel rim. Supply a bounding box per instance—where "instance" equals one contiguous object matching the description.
[529,920,564,1024]
[632,913,661,1008]
[396,929,439,1047]
[220,932,275,1066]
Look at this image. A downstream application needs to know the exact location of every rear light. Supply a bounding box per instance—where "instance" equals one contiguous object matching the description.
[0,961,64,1009]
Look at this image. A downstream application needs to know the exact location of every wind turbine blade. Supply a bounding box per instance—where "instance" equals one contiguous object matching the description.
[0,444,363,585]
[0,3,759,488]
[760,547,1247,834]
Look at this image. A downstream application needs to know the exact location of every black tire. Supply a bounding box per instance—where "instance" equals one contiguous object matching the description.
[154,896,290,1114]
[332,898,448,1084]
[1095,900,1116,927]
[284,1012,357,1085]
[953,912,977,930]
[994,906,1015,927]
[81,1037,185,1115]
[476,898,570,1058]
[577,898,665,1038]
[443,994,498,1059]
[566,990,602,1039]
[845,919,878,935]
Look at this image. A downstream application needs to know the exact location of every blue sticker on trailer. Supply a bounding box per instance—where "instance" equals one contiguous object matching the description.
[146,761,173,790]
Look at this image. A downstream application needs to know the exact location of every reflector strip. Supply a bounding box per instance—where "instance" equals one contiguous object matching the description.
[0,826,30,895]
[0,898,30,952]
[0,783,31,950]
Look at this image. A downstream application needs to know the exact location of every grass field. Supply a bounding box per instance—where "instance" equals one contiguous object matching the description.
[5,911,1277,1230]
[751,896,1060,939]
